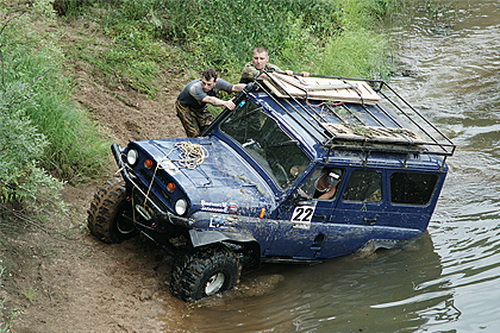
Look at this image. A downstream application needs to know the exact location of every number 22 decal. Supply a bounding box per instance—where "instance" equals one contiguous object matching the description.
[291,205,316,229]
[291,206,314,222]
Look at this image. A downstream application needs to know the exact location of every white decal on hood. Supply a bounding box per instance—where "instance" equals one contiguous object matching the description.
[201,200,238,213]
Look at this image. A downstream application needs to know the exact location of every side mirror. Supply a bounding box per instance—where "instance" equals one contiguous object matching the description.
[244,81,257,93]
[292,188,309,204]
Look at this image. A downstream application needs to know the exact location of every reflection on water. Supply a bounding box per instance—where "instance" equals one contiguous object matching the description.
[166,234,450,333]
[162,1,500,331]
[373,0,500,331]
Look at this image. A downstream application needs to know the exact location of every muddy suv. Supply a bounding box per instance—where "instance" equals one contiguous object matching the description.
[88,72,455,302]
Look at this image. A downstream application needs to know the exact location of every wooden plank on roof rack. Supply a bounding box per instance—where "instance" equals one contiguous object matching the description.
[262,72,381,105]
[322,123,426,145]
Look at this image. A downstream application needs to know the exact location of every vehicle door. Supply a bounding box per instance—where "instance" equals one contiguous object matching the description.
[385,170,443,232]
[268,167,344,260]
[322,167,396,257]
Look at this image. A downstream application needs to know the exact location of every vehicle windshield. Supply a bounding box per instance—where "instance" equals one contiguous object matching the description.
[220,98,310,189]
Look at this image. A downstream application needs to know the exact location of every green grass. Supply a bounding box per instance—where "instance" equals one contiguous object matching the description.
[23,288,37,304]
[316,29,391,79]
[0,266,19,333]
[0,2,109,212]
[0,0,406,216]
[57,0,402,92]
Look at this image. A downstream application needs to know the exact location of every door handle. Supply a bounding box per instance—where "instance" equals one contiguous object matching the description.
[310,234,325,251]
[364,217,377,225]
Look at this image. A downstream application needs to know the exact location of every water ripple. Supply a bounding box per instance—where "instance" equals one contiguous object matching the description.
[163,1,500,331]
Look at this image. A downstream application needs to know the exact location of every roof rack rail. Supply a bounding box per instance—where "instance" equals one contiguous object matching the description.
[256,71,456,159]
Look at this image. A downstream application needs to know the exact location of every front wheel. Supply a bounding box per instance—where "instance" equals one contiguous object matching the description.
[169,246,241,302]
[87,176,137,243]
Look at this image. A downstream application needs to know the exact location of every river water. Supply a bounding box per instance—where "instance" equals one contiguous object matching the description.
[163,1,500,332]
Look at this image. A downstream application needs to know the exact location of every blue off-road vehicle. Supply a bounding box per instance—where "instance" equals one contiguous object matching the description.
[88,72,455,302]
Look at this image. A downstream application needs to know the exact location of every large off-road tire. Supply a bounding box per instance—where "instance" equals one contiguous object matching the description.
[169,246,242,302]
[87,176,137,244]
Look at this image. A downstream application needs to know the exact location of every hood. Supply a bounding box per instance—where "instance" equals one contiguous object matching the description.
[128,136,276,215]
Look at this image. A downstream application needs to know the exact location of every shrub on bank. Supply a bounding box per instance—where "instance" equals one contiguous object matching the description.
[0,3,108,212]
[56,0,399,93]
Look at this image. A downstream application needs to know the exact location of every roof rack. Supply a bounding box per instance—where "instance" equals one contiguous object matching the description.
[256,72,456,159]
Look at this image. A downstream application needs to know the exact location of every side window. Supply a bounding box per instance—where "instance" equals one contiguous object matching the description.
[298,168,343,201]
[390,172,438,205]
[342,169,383,202]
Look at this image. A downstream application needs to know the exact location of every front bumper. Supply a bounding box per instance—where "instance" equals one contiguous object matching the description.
[111,143,194,228]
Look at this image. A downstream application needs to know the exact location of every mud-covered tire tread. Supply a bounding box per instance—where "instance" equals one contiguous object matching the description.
[169,246,241,302]
[87,176,136,244]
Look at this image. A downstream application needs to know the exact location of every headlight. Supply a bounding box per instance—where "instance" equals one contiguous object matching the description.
[174,199,188,216]
[126,149,138,165]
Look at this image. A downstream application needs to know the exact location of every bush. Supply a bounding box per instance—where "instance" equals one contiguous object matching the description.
[157,0,399,79]
[160,0,343,75]
[0,3,109,213]
[0,81,63,211]
[58,0,399,93]
[5,7,110,178]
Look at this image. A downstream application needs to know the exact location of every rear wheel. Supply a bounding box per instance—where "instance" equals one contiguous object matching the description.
[169,246,241,302]
[87,176,137,243]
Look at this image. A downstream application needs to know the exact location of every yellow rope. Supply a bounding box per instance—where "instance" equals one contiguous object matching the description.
[143,142,208,204]
[171,141,209,169]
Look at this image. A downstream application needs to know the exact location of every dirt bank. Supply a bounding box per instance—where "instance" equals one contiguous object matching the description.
[7,183,194,333]
[5,19,199,333]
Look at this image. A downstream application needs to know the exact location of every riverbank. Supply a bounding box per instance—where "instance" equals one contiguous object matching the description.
[1,1,405,331]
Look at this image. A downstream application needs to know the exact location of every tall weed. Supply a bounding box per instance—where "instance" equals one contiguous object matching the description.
[160,0,344,78]
[155,0,399,80]
[3,31,110,181]
[0,86,62,209]
[61,0,402,91]
[0,3,109,210]
[316,29,391,79]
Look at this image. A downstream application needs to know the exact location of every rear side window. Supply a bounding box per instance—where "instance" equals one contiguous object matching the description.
[390,172,438,205]
[342,169,383,202]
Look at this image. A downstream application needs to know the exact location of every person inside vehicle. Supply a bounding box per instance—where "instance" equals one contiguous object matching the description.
[314,169,342,200]
[176,68,246,137]
[239,46,309,83]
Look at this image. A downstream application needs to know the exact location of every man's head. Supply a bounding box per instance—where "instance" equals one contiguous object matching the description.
[201,68,219,92]
[325,169,342,186]
[252,46,270,71]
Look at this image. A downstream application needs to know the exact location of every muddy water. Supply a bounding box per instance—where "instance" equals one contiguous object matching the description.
[161,1,500,332]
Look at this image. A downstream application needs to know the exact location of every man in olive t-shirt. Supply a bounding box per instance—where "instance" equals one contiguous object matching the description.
[240,46,309,84]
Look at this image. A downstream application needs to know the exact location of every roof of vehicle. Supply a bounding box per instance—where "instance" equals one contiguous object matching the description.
[248,72,455,168]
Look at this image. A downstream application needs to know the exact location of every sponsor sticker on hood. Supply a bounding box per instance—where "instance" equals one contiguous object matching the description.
[201,200,238,214]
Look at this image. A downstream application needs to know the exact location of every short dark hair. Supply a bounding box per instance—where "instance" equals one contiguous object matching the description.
[202,68,219,81]
[253,46,269,55]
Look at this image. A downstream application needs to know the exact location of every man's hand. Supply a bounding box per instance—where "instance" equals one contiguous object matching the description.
[202,96,236,110]
[223,100,236,110]
[285,70,310,77]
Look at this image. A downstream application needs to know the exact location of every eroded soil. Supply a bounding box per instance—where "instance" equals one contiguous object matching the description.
[3,18,202,333]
